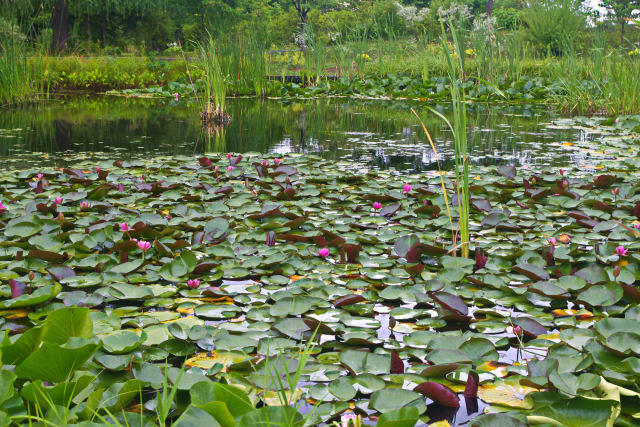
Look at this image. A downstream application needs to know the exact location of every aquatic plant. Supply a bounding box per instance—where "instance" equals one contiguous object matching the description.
[197,34,230,126]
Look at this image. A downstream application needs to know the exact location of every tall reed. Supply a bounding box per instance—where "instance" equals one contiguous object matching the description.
[432,20,470,258]
[0,34,43,105]
[197,34,227,121]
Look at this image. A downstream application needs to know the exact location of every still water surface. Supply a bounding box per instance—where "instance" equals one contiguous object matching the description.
[0,96,592,171]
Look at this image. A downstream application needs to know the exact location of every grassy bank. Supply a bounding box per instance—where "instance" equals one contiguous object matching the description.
[6,35,640,116]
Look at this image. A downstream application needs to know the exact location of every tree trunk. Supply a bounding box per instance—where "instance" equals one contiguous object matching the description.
[50,0,70,53]
[100,14,106,48]
[621,20,626,46]
[486,0,494,17]
[85,14,91,44]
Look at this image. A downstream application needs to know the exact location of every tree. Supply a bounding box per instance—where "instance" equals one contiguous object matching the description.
[285,0,337,26]
[600,0,640,45]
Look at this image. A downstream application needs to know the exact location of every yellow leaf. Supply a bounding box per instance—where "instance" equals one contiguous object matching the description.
[477,379,536,409]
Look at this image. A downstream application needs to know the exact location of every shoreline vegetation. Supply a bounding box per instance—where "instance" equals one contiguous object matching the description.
[2,0,639,116]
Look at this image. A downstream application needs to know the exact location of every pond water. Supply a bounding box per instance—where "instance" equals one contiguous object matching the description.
[0,96,594,171]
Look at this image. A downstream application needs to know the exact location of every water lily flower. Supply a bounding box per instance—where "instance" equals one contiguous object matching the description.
[80,201,89,209]
[372,202,382,210]
[165,214,171,220]
[214,165,219,172]
[227,153,233,160]
[634,223,640,230]
[57,212,64,221]
[616,246,628,256]
[96,166,100,173]
[54,197,62,204]
[226,165,234,172]
[613,265,620,279]
[274,158,280,165]
[547,237,557,246]
[612,187,619,196]
[531,177,537,185]
[118,183,124,192]
[28,270,35,281]
[561,180,568,189]
[37,173,43,181]
[120,222,129,232]
[138,241,151,252]
[0,201,6,213]
[187,279,200,289]
[173,92,179,101]
[341,413,357,427]
[318,248,330,258]
[403,183,412,194]
[513,325,523,336]
[262,160,268,166]
[559,169,565,176]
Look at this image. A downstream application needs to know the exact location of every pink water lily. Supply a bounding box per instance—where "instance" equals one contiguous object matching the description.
[634,223,640,230]
[226,165,234,172]
[561,180,568,189]
[80,201,89,209]
[37,173,43,181]
[274,158,280,165]
[54,197,62,204]
[0,201,6,213]
[173,92,179,101]
[341,413,357,427]
[118,183,124,192]
[613,265,620,279]
[57,212,64,221]
[616,246,628,256]
[96,166,100,173]
[372,202,382,210]
[403,183,412,194]
[318,248,330,258]
[214,165,219,172]
[611,187,619,195]
[513,325,523,336]
[547,237,557,246]
[138,241,151,251]
[227,153,233,160]
[262,160,268,166]
[120,222,129,232]
[187,279,200,289]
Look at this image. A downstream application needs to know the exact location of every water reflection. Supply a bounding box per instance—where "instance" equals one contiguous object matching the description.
[0,95,593,171]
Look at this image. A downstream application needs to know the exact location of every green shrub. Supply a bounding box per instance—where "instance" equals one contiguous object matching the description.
[521,0,587,55]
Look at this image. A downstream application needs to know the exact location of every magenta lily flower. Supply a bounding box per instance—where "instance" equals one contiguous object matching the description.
[513,325,523,336]
[613,265,620,279]
[54,197,62,204]
[96,166,100,173]
[187,279,200,289]
[173,92,179,101]
[226,165,234,172]
[120,222,129,232]
[611,187,619,196]
[57,212,64,221]
[37,173,43,181]
[561,180,568,189]
[318,248,330,258]
[372,202,382,210]
[80,201,89,209]
[138,241,151,252]
[403,183,412,194]
[274,158,280,165]
[262,160,268,166]
[214,165,219,172]
[0,201,6,213]
[634,223,640,230]
[616,246,628,256]
[547,237,557,246]
[227,153,233,160]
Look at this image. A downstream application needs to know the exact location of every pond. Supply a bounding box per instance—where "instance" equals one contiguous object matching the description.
[1,95,638,427]
[0,96,594,172]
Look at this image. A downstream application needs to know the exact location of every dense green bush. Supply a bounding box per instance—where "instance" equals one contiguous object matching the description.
[521,0,587,55]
